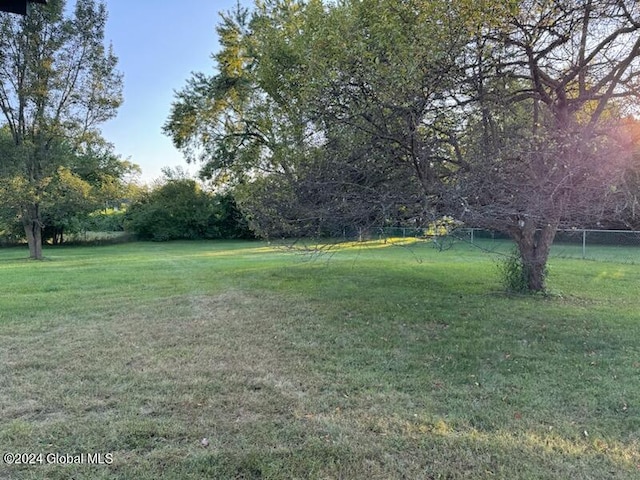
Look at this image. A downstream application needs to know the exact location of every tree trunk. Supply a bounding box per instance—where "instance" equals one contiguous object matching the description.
[23,205,44,260]
[511,219,558,292]
[51,227,63,245]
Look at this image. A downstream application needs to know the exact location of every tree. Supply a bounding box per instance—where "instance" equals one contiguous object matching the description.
[70,140,140,211]
[39,141,139,244]
[166,0,640,292]
[448,0,640,291]
[41,165,93,244]
[124,179,212,241]
[0,0,122,258]
[164,0,314,186]
[165,0,469,238]
[0,130,137,246]
[124,173,252,242]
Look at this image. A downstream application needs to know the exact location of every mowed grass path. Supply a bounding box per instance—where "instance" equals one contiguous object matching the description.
[0,240,639,479]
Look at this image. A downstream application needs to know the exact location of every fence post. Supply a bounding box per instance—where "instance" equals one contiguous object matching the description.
[470,228,474,245]
[582,230,586,259]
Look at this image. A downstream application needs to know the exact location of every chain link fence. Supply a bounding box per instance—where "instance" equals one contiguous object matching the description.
[361,227,640,262]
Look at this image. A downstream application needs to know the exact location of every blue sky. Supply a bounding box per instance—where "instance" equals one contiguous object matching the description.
[99,0,251,182]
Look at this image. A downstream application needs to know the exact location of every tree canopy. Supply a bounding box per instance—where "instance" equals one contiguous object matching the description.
[165,0,640,292]
[0,127,139,245]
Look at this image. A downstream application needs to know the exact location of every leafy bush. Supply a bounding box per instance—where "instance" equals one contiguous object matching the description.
[124,180,252,241]
[213,193,253,239]
[85,209,126,232]
[498,249,547,294]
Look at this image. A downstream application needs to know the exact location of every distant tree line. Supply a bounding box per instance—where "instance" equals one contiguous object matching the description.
[123,170,253,241]
[0,161,253,245]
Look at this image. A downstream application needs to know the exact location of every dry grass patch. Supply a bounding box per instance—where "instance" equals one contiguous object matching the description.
[2,290,343,479]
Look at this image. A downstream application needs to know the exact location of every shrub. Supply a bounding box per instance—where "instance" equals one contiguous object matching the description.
[498,249,547,294]
[85,209,126,232]
[124,180,252,241]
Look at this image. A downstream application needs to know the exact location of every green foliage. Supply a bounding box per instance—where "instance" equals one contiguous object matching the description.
[0,0,124,257]
[0,139,139,245]
[69,141,141,209]
[498,249,548,294]
[163,0,640,291]
[124,179,252,241]
[214,192,253,239]
[163,0,476,237]
[85,209,126,232]
[40,166,94,243]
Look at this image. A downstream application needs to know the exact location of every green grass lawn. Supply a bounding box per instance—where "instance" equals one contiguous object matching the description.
[1,239,639,479]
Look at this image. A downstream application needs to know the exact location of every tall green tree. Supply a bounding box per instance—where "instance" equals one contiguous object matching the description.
[165,0,469,237]
[42,141,139,244]
[0,138,139,245]
[166,0,640,292]
[0,0,122,258]
[164,0,314,185]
